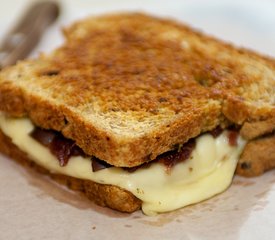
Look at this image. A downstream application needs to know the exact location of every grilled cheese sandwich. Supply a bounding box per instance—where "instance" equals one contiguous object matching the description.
[0,13,274,214]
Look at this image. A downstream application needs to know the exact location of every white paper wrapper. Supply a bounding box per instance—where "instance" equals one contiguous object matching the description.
[0,0,275,239]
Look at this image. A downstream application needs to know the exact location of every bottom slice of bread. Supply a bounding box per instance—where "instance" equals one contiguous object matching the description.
[0,129,141,213]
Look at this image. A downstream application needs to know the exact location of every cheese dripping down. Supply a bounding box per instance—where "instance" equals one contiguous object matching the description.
[0,113,246,215]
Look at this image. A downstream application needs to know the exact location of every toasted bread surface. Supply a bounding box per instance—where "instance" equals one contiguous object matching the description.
[240,117,275,140]
[0,13,274,167]
[236,135,275,177]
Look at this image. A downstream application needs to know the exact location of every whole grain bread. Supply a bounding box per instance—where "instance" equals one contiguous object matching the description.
[240,117,275,140]
[0,13,274,167]
[236,135,275,177]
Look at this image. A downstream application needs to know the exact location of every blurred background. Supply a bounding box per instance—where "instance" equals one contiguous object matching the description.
[0,0,275,58]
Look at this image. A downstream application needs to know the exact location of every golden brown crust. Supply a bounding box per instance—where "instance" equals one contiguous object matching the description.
[0,129,141,213]
[236,135,275,177]
[240,117,275,140]
[0,13,274,167]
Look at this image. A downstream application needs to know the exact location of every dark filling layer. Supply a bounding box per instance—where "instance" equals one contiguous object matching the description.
[30,126,238,173]
[30,128,85,166]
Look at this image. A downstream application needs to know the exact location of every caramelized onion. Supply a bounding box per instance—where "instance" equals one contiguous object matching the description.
[228,130,238,146]
[209,126,223,138]
[50,137,76,166]
[91,157,111,172]
[158,140,195,173]
[30,127,85,166]
[124,139,196,174]
[30,128,56,147]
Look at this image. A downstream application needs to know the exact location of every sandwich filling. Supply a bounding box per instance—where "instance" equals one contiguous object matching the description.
[0,113,246,215]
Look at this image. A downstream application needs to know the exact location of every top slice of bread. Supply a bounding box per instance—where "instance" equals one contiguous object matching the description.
[0,13,274,167]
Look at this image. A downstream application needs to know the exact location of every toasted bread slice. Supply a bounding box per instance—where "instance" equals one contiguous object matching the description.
[0,13,274,167]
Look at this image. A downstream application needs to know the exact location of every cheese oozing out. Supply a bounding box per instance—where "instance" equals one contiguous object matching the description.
[0,113,246,215]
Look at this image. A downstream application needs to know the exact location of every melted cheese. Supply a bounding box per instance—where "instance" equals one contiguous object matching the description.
[0,113,245,215]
